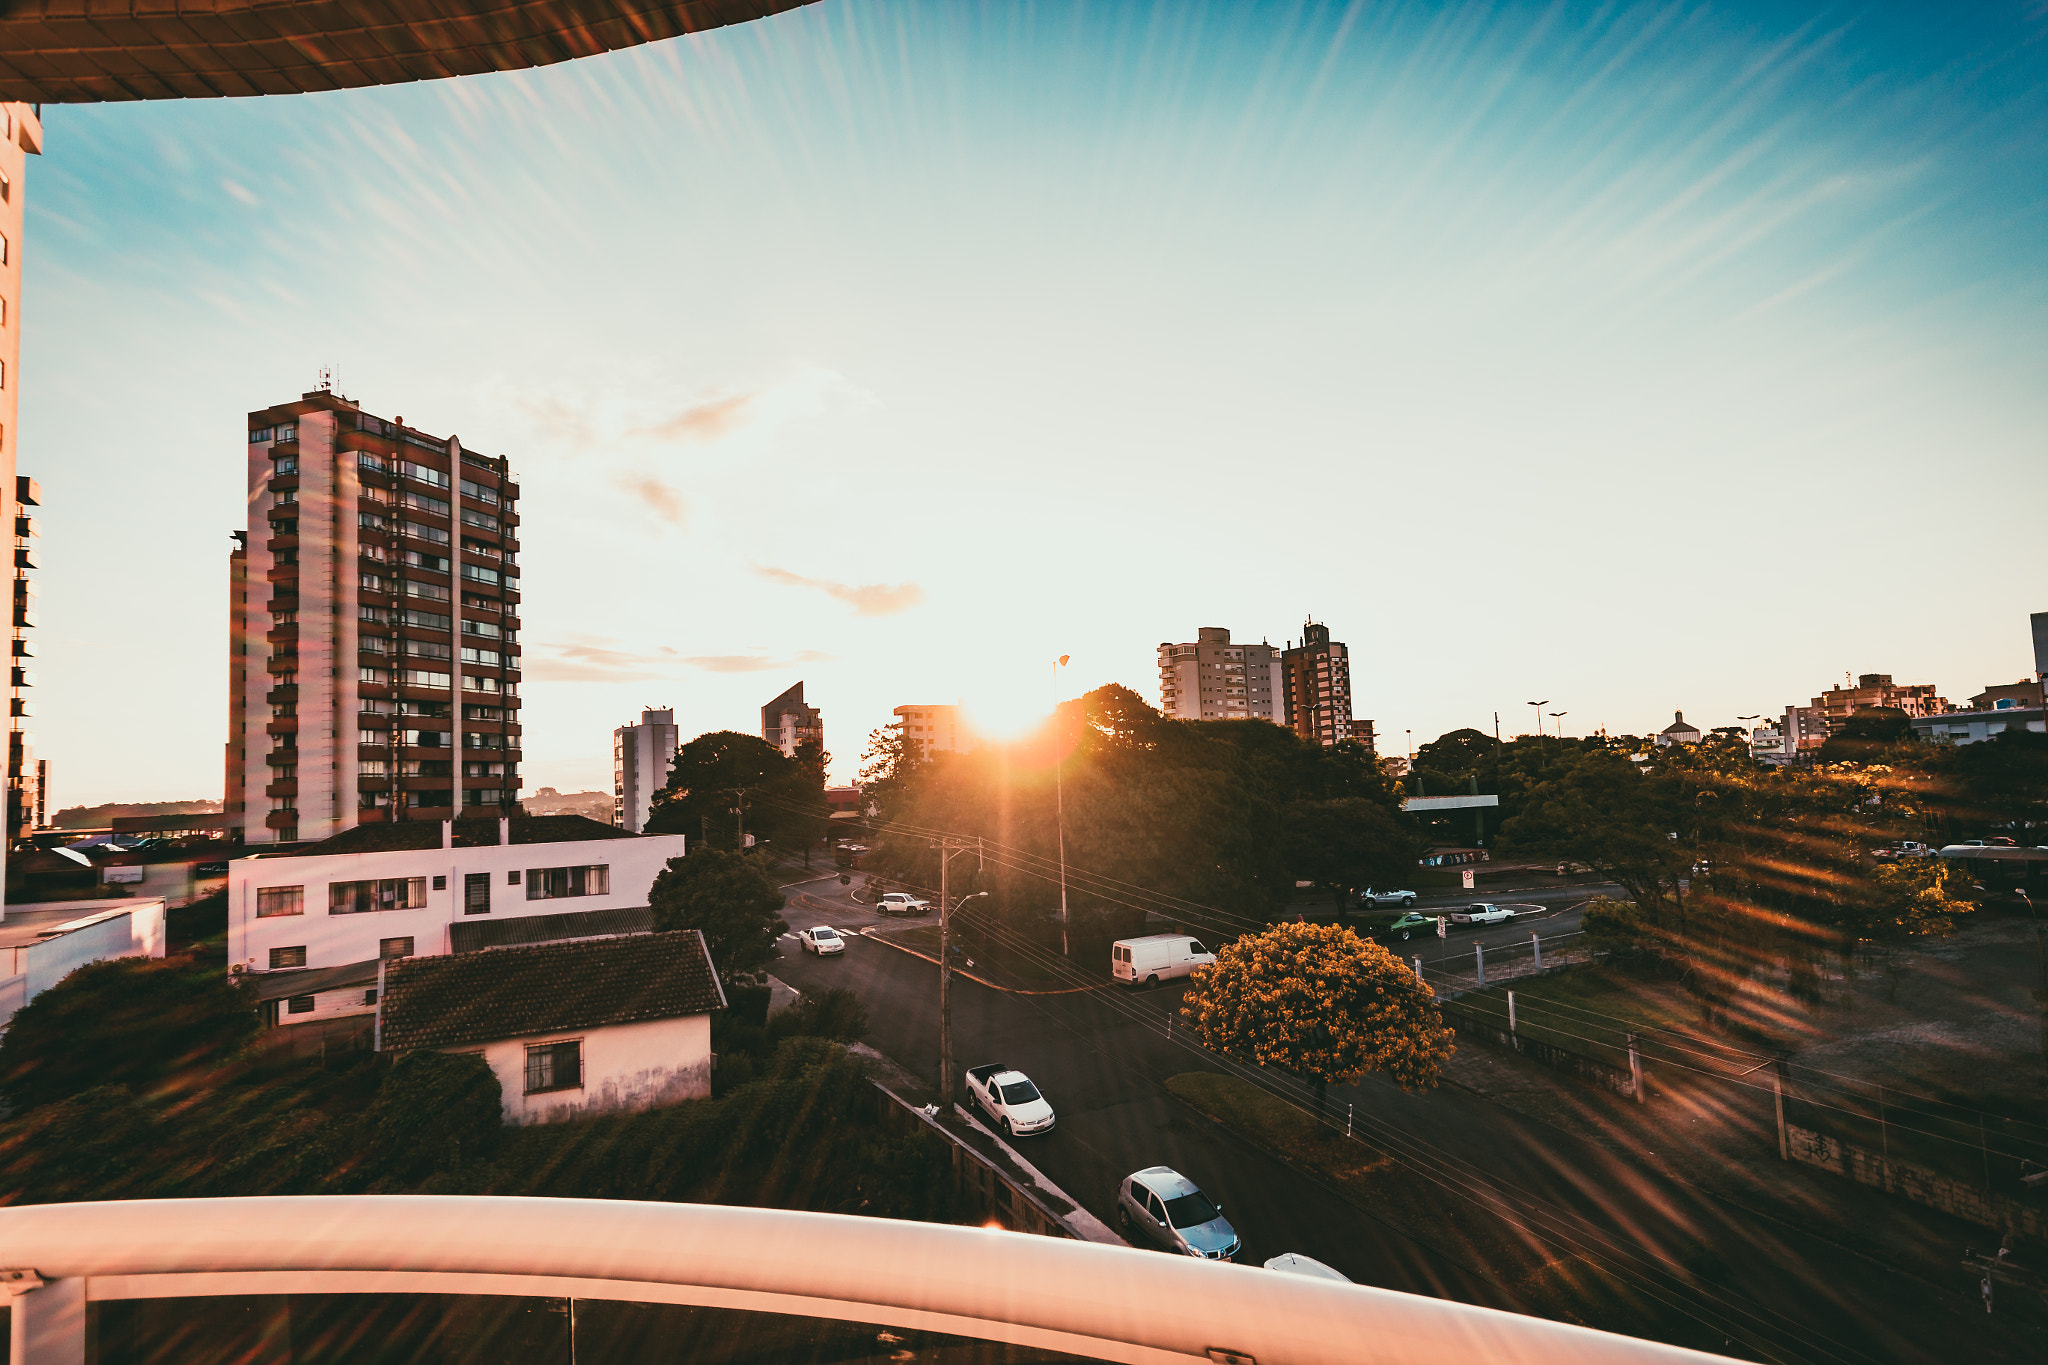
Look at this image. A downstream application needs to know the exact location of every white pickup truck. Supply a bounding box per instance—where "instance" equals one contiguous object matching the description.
[1447,902,1518,926]
[1361,887,1418,908]
[965,1063,1056,1137]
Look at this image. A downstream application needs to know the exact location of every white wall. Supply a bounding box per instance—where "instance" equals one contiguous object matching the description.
[0,899,167,1029]
[467,1012,711,1125]
[227,830,685,973]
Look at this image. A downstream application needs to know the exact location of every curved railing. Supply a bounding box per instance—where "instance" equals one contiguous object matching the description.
[0,1196,1730,1364]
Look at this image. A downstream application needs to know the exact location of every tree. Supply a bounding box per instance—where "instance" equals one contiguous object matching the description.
[1281,798,1419,917]
[0,957,257,1113]
[648,851,789,989]
[1177,922,1454,1112]
[643,730,817,853]
[1817,706,1915,763]
[789,738,834,867]
[1843,857,1978,1002]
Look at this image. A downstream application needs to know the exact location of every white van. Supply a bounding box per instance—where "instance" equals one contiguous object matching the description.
[1111,934,1215,987]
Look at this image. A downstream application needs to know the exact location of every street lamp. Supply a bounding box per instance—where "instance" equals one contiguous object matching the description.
[938,887,990,1107]
[1549,711,1567,745]
[1526,701,1548,752]
[1054,654,1071,957]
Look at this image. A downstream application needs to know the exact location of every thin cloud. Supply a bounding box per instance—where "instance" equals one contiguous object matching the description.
[628,392,757,444]
[753,565,926,617]
[616,471,688,527]
[526,642,668,683]
[222,179,258,206]
[682,649,836,674]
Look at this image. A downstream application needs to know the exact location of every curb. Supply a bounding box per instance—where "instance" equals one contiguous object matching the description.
[857,929,1104,996]
[954,1104,1125,1246]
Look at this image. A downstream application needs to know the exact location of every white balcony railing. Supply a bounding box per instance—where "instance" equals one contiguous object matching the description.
[0,1196,1731,1365]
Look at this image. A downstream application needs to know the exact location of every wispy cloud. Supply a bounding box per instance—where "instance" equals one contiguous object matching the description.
[681,649,836,674]
[627,392,758,443]
[752,565,926,617]
[528,639,834,681]
[222,179,259,206]
[615,471,688,527]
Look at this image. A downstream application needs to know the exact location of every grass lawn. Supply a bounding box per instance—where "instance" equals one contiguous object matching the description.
[1164,1070,1725,1352]
[1453,964,1791,1073]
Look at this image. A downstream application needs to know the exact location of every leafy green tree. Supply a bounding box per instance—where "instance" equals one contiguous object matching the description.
[648,851,790,989]
[1178,922,1454,1112]
[1580,897,1651,959]
[1281,797,1420,917]
[644,730,818,853]
[0,957,257,1113]
[340,1051,503,1191]
[1844,857,1979,1002]
[1817,706,1915,763]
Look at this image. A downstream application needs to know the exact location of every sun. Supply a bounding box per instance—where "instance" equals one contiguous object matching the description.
[962,690,1051,744]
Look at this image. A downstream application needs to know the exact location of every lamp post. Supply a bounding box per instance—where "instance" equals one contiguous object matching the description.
[1054,654,1071,957]
[1549,711,1567,743]
[937,828,990,1107]
[1738,715,1761,763]
[1526,700,1548,755]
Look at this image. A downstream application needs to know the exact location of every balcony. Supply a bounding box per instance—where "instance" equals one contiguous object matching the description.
[0,1197,1695,1365]
[263,780,298,799]
[266,719,298,737]
[265,685,299,705]
[262,810,297,830]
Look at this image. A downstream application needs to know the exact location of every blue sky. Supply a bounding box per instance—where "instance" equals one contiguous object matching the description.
[20,0,2048,801]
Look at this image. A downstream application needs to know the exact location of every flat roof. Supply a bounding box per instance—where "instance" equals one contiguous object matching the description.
[0,899,157,952]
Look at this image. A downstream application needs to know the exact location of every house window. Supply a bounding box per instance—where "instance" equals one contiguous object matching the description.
[431,875,447,890]
[507,870,521,885]
[286,995,315,1015]
[526,865,610,900]
[524,1040,583,1094]
[270,946,307,969]
[328,877,428,914]
[379,936,415,959]
[464,872,491,915]
[363,989,379,1006]
[255,885,304,917]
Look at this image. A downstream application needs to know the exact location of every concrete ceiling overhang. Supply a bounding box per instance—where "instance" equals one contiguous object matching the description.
[0,0,817,103]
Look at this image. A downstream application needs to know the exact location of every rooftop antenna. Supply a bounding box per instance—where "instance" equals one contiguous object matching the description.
[316,363,341,398]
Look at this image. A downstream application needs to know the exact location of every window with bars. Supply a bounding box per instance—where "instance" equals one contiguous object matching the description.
[329,877,428,915]
[255,886,304,918]
[464,872,492,915]
[269,945,307,969]
[524,1039,582,1094]
[525,865,610,900]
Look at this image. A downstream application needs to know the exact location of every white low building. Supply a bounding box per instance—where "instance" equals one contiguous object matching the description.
[376,930,726,1125]
[0,898,167,1028]
[227,815,685,981]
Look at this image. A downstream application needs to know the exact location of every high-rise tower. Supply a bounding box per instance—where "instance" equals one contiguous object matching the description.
[228,388,523,844]
[613,707,679,832]
[1281,621,1353,747]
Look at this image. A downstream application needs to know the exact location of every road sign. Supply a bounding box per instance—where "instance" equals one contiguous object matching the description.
[1436,916,1447,939]
[1461,867,1475,890]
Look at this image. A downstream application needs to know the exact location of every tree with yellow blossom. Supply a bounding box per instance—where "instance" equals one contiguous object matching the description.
[1178,921,1454,1114]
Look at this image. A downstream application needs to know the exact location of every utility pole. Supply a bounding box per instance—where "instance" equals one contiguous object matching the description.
[935,837,988,1108]
[1054,654,1071,956]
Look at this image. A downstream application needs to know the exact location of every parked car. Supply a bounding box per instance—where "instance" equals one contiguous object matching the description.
[1448,902,1517,926]
[964,1063,1056,1137]
[1361,887,1418,907]
[1264,1252,1351,1282]
[1116,1167,1240,1261]
[796,925,845,955]
[1111,934,1215,987]
[873,891,931,916]
[1380,912,1435,941]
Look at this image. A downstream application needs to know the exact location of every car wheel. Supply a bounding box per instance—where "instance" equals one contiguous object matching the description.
[1117,1206,1133,1234]
[1145,974,1158,989]
[1000,1117,1012,1138]
[1403,898,1415,907]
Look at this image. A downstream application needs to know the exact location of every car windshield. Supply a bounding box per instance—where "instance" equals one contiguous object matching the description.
[813,929,837,940]
[1164,1190,1221,1228]
[999,1080,1041,1104]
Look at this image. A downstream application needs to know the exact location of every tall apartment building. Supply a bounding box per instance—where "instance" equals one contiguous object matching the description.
[894,704,968,760]
[1,105,41,876]
[8,474,38,840]
[613,707,679,832]
[228,389,523,845]
[1157,628,1283,723]
[762,682,822,759]
[1282,621,1353,747]
[1810,673,1949,734]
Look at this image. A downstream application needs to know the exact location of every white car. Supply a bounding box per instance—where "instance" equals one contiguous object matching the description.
[797,925,846,955]
[1362,887,1418,908]
[1264,1252,1351,1282]
[1448,902,1518,926]
[965,1063,1056,1137]
[874,891,931,917]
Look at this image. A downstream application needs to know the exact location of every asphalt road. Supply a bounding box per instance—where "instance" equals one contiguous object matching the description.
[770,869,2008,1365]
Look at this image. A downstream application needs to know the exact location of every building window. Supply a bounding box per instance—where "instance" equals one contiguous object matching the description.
[255,885,304,918]
[507,870,521,886]
[524,1039,583,1094]
[269,946,307,969]
[329,877,428,914]
[464,872,491,915]
[526,865,610,900]
[363,989,379,1006]
[379,936,415,959]
[286,995,315,1015]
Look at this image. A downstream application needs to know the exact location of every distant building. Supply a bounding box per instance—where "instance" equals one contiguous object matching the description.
[1157,628,1284,723]
[1969,680,2045,712]
[2033,611,2048,682]
[1350,719,1377,753]
[894,704,969,760]
[762,682,822,759]
[1654,711,1702,747]
[376,930,725,1126]
[1809,673,1949,735]
[1780,705,1830,758]
[1282,622,1352,747]
[1912,706,2046,747]
[8,474,38,843]
[612,707,679,831]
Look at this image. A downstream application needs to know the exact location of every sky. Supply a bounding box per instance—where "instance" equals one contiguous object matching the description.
[17,0,2048,804]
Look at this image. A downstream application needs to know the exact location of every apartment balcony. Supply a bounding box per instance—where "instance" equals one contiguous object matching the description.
[262,810,297,830]
[266,719,298,738]
[269,473,299,494]
[265,685,299,705]
[264,654,299,675]
[265,747,298,766]
[14,546,35,570]
[266,624,299,645]
[265,565,300,587]
[263,780,298,799]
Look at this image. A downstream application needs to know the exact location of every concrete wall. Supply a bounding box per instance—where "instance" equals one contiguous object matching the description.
[467,1012,711,1126]
[228,831,684,974]
[1785,1122,2046,1240]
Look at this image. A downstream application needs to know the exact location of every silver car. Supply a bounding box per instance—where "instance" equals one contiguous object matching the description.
[1115,1167,1239,1261]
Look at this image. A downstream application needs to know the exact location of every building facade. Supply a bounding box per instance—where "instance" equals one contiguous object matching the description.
[1809,673,1949,734]
[1281,622,1352,746]
[613,708,679,831]
[894,704,969,760]
[8,473,37,841]
[1157,628,1284,723]
[1911,707,2047,747]
[762,681,822,759]
[227,815,683,978]
[1654,711,1702,747]
[228,389,523,845]
[0,105,41,886]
